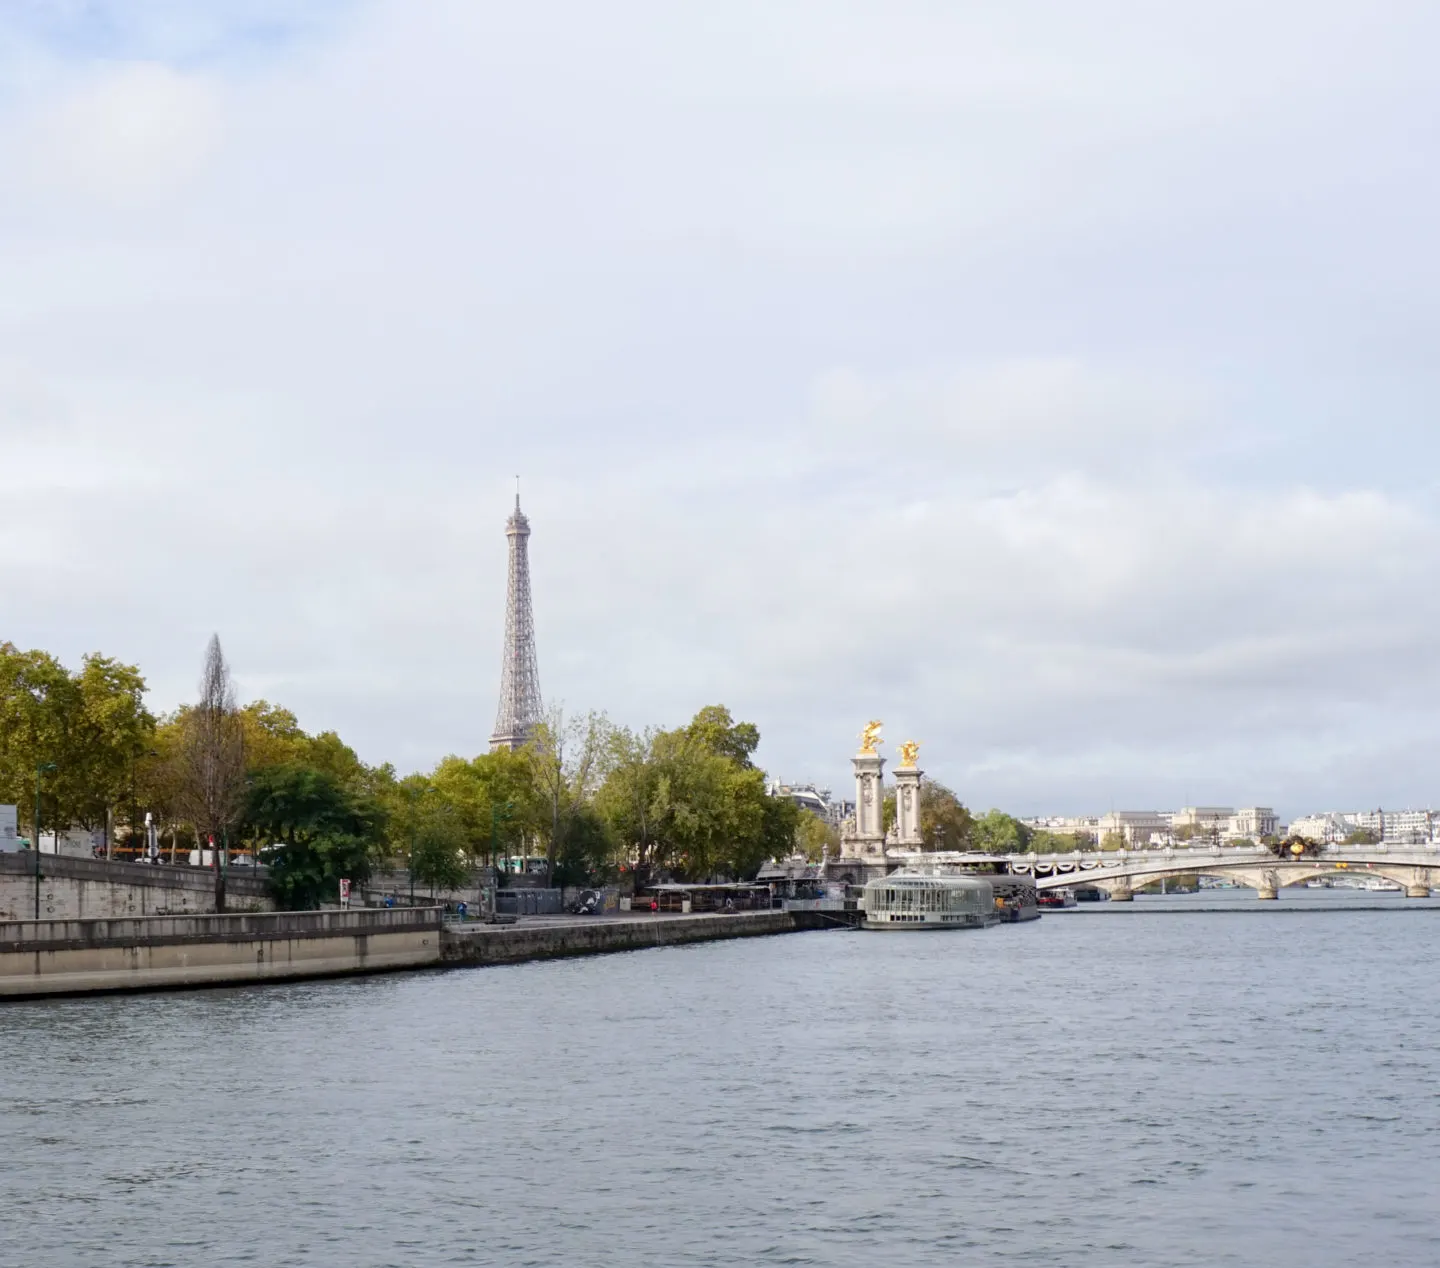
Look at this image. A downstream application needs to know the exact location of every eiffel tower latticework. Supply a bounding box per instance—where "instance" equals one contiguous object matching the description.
[490,493,543,751]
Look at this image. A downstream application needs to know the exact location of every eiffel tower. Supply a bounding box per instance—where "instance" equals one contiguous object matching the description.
[489,489,543,751]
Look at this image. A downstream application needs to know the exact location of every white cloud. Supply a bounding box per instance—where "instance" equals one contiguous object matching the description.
[1,2,1439,819]
[8,60,218,206]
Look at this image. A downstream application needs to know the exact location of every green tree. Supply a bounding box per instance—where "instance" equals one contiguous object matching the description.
[594,725,663,885]
[245,762,382,910]
[1100,831,1126,851]
[971,809,1031,854]
[238,701,308,772]
[1031,829,1082,852]
[0,643,154,841]
[428,747,542,862]
[526,709,610,884]
[552,803,617,886]
[684,704,760,768]
[795,810,839,861]
[918,779,974,851]
[408,802,470,894]
[1344,828,1379,846]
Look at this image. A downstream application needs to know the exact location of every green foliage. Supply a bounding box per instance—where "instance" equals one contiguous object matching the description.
[525,709,611,883]
[408,803,470,893]
[918,779,974,850]
[552,803,616,887]
[591,706,785,883]
[428,747,542,859]
[245,763,383,910]
[0,643,155,836]
[1100,831,1126,851]
[795,809,839,861]
[684,705,760,768]
[1344,828,1379,845]
[1028,829,1091,853]
[971,809,1031,854]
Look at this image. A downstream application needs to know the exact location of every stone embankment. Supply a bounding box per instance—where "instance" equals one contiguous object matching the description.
[0,908,822,1000]
[441,910,800,965]
[0,907,442,998]
[0,853,273,920]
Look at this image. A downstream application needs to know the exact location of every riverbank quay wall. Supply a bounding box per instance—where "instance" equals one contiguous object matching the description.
[0,853,274,921]
[442,910,802,966]
[0,907,443,998]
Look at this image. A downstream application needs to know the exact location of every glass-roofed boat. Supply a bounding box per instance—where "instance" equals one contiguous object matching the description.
[860,870,994,930]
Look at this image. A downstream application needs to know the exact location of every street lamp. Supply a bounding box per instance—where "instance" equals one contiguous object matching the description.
[34,762,56,920]
[490,801,514,869]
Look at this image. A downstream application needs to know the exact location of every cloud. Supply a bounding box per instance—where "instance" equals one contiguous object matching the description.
[7,60,218,206]
[1,2,1439,821]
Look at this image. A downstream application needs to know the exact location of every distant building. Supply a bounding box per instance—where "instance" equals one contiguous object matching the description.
[1021,815,1101,845]
[1228,807,1279,841]
[769,782,852,829]
[1291,809,1435,844]
[1097,810,1171,846]
[1171,807,1234,839]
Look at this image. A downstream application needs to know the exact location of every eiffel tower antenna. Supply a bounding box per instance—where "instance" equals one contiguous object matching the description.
[490,484,543,751]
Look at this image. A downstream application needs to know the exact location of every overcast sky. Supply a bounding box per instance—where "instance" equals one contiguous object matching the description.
[3,1,1439,818]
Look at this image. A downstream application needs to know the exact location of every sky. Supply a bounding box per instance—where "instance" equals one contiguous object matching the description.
[3,1,1439,819]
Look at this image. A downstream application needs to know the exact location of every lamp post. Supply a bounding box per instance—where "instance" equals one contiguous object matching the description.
[34,761,56,920]
[490,800,514,871]
[490,800,514,918]
[406,784,424,907]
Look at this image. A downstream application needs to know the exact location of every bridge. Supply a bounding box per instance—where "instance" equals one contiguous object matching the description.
[884,843,1440,900]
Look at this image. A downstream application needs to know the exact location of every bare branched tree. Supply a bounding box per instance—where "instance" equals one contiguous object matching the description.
[527,706,609,888]
[180,635,246,911]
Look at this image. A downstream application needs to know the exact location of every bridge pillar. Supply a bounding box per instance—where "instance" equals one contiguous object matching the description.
[1110,886,1134,903]
[1406,883,1432,898]
[1256,886,1278,900]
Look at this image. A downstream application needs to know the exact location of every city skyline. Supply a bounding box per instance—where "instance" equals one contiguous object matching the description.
[4,4,1440,817]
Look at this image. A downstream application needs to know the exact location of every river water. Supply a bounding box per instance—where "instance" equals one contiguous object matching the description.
[3,891,1439,1267]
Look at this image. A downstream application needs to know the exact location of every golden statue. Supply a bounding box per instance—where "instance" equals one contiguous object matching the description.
[897,740,921,769]
[859,720,883,755]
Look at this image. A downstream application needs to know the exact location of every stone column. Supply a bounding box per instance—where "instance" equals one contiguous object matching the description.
[851,751,887,860]
[893,764,923,848]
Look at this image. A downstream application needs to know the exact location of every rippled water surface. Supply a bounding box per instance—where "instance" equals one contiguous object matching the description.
[4,895,1439,1266]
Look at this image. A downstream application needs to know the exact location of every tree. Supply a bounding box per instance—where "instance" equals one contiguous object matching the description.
[246,762,381,909]
[238,701,308,771]
[135,714,188,861]
[65,654,155,837]
[971,809,1031,854]
[759,792,802,867]
[1028,829,1082,853]
[594,725,663,886]
[427,747,541,864]
[0,644,156,847]
[917,779,975,851]
[684,705,760,768]
[795,810,839,861]
[179,636,246,910]
[1344,828,1379,846]
[552,803,616,887]
[1100,831,1126,851]
[526,707,609,886]
[408,803,470,894]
